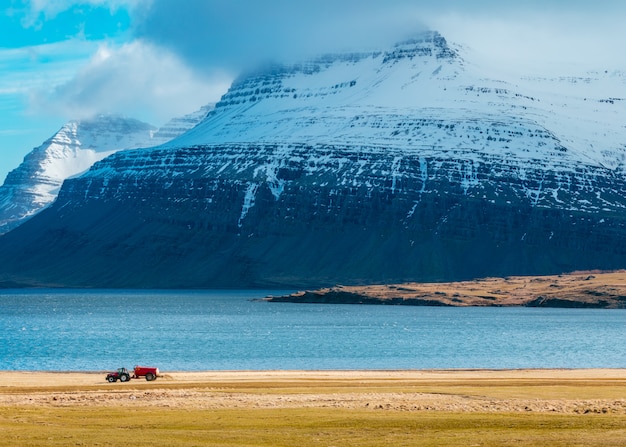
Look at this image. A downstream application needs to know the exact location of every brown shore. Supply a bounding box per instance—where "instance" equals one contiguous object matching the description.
[266,270,626,307]
[2,369,626,414]
[3,369,626,446]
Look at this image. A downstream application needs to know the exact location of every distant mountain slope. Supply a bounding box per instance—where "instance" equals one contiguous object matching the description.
[0,107,211,234]
[151,104,214,142]
[1,31,625,288]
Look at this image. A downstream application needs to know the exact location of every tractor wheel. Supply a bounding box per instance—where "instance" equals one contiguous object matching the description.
[145,372,155,381]
[120,374,130,382]
[107,376,116,383]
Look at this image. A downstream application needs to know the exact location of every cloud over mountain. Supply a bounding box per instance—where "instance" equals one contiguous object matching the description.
[17,0,626,126]
[28,40,230,124]
[134,0,626,74]
[134,0,430,71]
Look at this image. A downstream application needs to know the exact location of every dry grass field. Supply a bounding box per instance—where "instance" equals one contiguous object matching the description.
[270,270,626,307]
[1,369,626,446]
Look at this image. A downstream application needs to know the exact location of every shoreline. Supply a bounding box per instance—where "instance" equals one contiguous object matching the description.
[266,271,626,308]
[1,368,625,414]
[1,367,625,386]
[2,373,625,447]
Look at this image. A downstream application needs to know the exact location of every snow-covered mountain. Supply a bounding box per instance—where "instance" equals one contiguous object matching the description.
[1,31,626,288]
[0,107,211,234]
[151,104,214,142]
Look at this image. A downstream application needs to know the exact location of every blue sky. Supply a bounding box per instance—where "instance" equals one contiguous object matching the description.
[1,0,625,183]
[0,1,231,182]
[1,5,105,179]
[1,3,127,175]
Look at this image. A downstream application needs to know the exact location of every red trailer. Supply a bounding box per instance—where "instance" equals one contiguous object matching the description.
[132,365,159,381]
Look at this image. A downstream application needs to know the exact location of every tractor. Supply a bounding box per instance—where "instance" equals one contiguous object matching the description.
[105,366,160,382]
[106,367,131,382]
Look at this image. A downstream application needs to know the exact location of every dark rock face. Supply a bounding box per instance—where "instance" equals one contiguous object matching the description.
[1,143,625,288]
[269,290,455,306]
[1,31,626,288]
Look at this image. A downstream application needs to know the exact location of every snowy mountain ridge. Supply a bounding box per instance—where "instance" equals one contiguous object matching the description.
[160,31,624,171]
[0,107,211,234]
[151,104,214,142]
[1,31,626,288]
[82,31,626,216]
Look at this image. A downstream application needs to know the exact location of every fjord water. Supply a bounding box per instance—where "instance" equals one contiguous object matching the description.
[1,289,625,371]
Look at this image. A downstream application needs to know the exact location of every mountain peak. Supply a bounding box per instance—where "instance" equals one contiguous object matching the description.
[0,107,211,234]
[47,114,157,152]
[164,30,466,149]
[383,31,458,63]
[234,31,460,82]
[73,113,157,130]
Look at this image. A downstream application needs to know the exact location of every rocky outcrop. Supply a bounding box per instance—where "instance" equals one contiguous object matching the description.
[265,272,626,308]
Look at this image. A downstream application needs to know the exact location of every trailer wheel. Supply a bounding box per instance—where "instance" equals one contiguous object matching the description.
[120,374,130,382]
[145,372,155,381]
[107,376,116,383]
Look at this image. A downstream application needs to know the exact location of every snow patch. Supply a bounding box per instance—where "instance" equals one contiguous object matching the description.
[238,182,259,228]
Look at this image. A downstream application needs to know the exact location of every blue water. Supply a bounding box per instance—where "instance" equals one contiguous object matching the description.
[0,289,625,371]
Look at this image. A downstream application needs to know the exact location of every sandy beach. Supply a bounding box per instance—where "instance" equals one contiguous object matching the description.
[2,369,625,414]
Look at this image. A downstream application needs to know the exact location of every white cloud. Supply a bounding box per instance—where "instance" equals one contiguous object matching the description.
[28,40,231,125]
[427,8,626,74]
[133,0,432,72]
[134,0,626,75]
[15,0,626,128]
